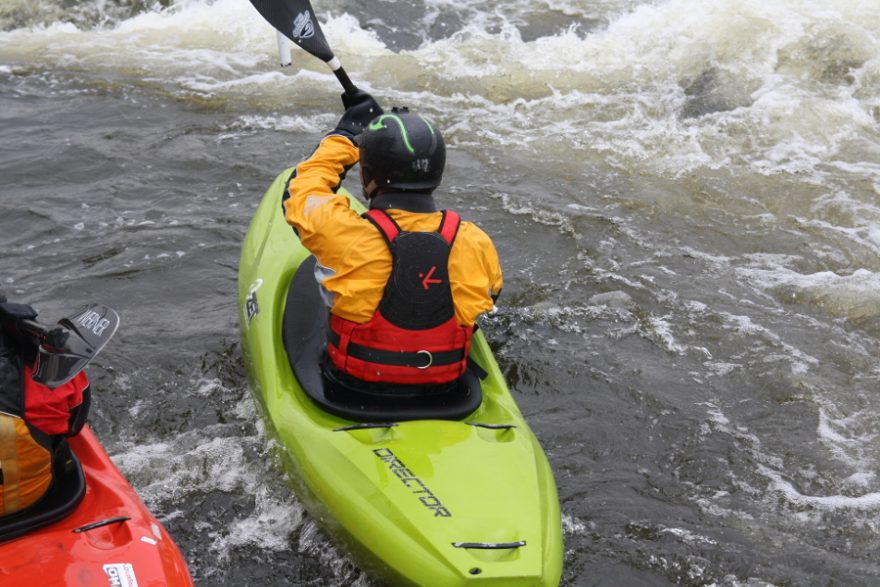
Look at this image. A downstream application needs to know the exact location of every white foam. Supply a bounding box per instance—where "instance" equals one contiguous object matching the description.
[703,361,740,377]
[738,264,880,320]
[214,482,303,553]
[561,514,588,535]
[701,400,880,526]
[761,465,880,511]
[1,0,875,185]
[647,315,687,354]
[816,406,879,485]
[109,383,303,559]
[296,520,371,585]
[661,526,718,546]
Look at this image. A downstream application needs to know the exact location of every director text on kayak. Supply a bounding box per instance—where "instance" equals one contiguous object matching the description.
[283,91,503,393]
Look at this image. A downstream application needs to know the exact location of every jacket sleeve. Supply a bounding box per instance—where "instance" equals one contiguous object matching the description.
[489,245,503,303]
[283,135,372,270]
[479,229,503,303]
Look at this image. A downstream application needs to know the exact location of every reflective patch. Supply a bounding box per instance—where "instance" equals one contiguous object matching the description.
[304,195,333,216]
[313,262,337,308]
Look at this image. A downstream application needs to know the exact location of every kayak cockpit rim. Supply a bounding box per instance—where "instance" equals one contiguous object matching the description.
[332,422,516,431]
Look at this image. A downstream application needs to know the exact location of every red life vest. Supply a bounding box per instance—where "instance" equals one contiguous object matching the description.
[327,209,474,385]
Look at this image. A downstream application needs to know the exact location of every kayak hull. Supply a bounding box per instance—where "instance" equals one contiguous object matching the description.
[0,425,194,586]
[238,169,563,586]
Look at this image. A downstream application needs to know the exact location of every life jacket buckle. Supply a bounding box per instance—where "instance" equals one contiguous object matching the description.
[416,350,433,369]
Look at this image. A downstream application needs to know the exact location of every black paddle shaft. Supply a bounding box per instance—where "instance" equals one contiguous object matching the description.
[250,0,358,94]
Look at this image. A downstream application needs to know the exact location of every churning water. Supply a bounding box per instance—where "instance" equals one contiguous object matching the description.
[2,0,879,584]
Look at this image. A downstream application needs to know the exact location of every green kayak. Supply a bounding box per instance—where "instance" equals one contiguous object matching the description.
[237,168,563,586]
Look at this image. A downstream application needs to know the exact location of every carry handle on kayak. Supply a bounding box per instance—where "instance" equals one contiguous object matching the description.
[73,516,131,533]
[466,422,516,430]
[333,422,399,432]
[452,541,527,549]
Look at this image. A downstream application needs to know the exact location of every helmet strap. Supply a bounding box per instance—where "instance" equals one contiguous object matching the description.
[369,191,438,213]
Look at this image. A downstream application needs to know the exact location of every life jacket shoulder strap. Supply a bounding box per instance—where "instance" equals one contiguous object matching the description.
[437,210,461,245]
[363,209,402,246]
[363,209,462,246]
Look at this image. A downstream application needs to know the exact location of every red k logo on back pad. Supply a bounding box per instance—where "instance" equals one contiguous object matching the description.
[419,266,443,290]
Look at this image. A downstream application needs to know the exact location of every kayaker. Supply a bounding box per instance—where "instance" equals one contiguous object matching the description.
[0,295,91,517]
[284,91,503,392]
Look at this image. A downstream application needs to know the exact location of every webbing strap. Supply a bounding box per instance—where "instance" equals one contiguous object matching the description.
[328,330,464,369]
[349,343,464,369]
[363,209,401,245]
[438,210,461,245]
[363,209,462,246]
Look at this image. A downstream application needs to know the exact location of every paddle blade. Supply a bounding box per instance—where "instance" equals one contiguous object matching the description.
[32,304,120,388]
[250,0,335,62]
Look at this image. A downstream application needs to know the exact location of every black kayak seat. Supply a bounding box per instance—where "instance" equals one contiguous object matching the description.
[0,441,86,543]
[282,256,483,422]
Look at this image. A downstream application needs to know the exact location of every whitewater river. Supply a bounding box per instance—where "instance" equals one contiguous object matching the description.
[2,0,879,585]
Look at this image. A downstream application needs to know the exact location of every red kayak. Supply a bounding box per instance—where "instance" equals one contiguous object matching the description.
[0,425,194,586]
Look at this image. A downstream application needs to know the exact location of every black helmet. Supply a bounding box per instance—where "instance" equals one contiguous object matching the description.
[359,107,445,199]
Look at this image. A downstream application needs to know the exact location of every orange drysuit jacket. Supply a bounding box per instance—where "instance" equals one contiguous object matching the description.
[284,134,502,326]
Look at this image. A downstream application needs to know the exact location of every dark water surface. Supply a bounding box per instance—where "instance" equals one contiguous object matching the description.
[3,0,880,585]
